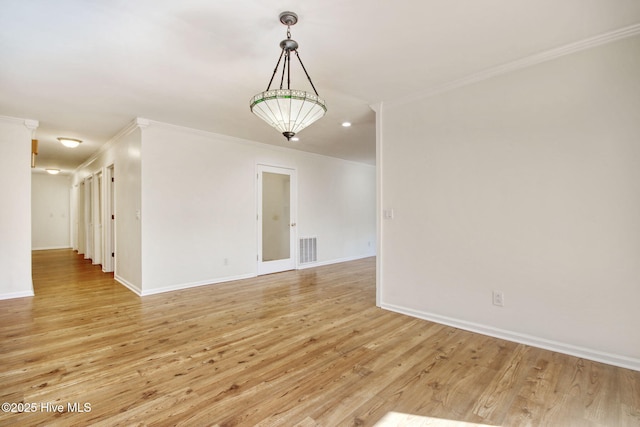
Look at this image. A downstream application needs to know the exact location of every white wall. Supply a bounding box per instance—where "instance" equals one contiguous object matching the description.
[140,122,376,294]
[0,117,36,299]
[379,35,640,370]
[297,154,377,261]
[31,172,71,250]
[70,119,375,296]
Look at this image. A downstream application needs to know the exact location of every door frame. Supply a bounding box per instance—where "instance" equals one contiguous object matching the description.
[84,176,93,260]
[102,165,115,273]
[256,164,297,275]
[93,171,103,265]
[77,181,85,255]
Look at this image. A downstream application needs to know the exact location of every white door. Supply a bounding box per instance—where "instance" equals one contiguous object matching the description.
[257,165,296,275]
[93,172,102,265]
[103,165,115,273]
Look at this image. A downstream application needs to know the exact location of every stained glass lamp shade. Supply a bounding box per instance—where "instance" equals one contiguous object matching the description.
[250,12,327,141]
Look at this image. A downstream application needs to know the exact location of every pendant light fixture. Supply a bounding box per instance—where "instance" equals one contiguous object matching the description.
[250,11,327,141]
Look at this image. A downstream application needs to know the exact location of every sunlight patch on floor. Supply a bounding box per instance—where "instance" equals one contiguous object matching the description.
[374,412,498,427]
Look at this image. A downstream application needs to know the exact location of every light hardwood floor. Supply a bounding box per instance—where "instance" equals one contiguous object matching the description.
[0,250,638,426]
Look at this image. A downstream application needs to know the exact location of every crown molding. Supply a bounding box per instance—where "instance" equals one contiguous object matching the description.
[111,117,150,139]
[386,23,640,109]
[73,117,149,173]
[135,117,150,129]
[0,115,39,128]
[368,101,383,114]
[24,119,39,131]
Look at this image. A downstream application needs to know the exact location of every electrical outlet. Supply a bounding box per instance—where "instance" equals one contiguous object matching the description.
[223,258,229,266]
[492,290,504,307]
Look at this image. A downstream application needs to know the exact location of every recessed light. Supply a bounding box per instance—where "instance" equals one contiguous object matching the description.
[341,122,351,127]
[45,168,60,175]
[57,137,82,148]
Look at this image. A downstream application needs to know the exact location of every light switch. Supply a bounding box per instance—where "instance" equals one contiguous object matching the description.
[383,208,394,219]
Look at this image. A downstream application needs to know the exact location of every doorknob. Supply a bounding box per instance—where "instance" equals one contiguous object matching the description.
[290,223,296,227]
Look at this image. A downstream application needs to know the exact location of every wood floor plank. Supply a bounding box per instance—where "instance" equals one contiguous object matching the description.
[471,344,539,423]
[0,250,638,426]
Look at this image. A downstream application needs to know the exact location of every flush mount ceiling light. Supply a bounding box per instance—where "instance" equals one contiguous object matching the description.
[250,11,327,141]
[45,168,60,175]
[58,137,82,148]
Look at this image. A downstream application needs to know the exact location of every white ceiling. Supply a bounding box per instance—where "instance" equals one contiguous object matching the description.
[2,1,640,172]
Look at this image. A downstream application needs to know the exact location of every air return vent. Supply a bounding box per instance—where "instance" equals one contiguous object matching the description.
[299,237,317,264]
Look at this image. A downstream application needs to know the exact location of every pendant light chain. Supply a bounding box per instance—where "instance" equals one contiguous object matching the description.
[264,23,319,95]
[250,11,327,141]
[294,50,320,96]
[279,49,287,90]
[266,49,285,91]
[285,26,291,90]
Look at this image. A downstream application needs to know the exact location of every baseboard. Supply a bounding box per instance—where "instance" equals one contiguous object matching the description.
[0,290,35,300]
[381,302,640,372]
[139,273,257,296]
[297,253,376,270]
[114,275,142,296]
